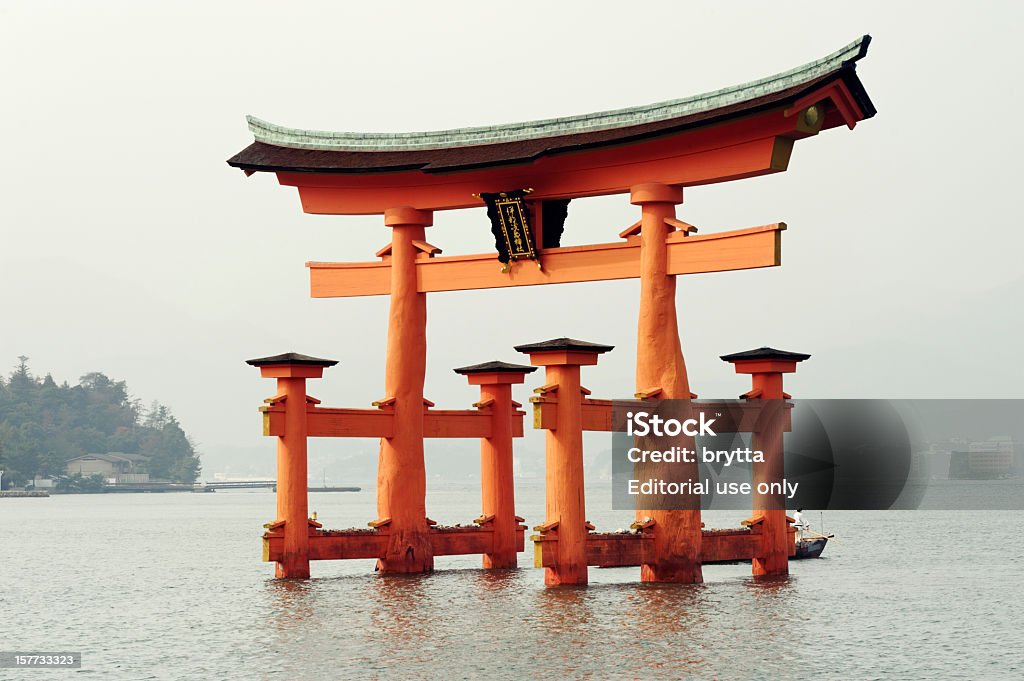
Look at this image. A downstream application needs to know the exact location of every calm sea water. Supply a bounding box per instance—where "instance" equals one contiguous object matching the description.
[1,482,1020,680]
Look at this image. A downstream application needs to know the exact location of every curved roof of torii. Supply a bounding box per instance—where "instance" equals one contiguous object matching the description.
[228,36,874,176]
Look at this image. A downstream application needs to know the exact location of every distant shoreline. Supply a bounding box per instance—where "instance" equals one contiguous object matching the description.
[1,484,361,496]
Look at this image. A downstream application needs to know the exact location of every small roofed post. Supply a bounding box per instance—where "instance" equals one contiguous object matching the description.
[454,361,537,569]
[378,206,435,574]
[246,352,338,579]
[515,338,614,586]
[721,347,810,578]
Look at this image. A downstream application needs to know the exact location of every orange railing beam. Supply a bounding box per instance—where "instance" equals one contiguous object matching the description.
[262,406,525,440]
[307,224,784,298]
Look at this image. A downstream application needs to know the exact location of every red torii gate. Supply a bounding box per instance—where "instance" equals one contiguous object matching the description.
[230,36,875,582]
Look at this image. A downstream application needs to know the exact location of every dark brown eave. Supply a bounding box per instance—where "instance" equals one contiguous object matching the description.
[227,67,874,177]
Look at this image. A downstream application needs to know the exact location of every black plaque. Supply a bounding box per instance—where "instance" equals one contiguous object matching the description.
[481,190,538,266]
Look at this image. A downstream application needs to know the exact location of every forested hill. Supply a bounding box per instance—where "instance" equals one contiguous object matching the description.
[0,357,200,487]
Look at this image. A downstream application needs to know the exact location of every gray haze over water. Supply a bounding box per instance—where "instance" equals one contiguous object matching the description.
[2,2,1023,479]
[2,7,1021,679]
[2,485,1019,680]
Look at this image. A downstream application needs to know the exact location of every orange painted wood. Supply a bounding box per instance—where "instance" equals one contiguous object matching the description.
[274,376,311,578]
[586,533,651,568]
[580,399,615,432]
[478,382,520,568]
[531,529,768,568]
[631,184,703,584]
[291,136,783,214]
[376,211,434,573]
[666,224,782,275]
[422,410,493,438]
[307,224,784,298]
[431,526,524,556]
[275,103,823,215]
[700,529,759,563]
[749,378,790,577]
[264,406,525,439]
[266,531,388,562]
[258,365,330,379]
[264,526,526,562]
[309,261,391,298]
[309,408,394,438]
[266,395,782,438]
[532,400,791,433]
[264,407,394,438]
[540,363,589,586]
[533,397,616,432]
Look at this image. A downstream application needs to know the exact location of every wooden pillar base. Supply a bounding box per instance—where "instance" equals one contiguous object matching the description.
[377,529,435,574]
[545,564,588,586]
[483,555,517,570]
[275,544,311,579]
[640,556,703,584]
[752,510,788,577]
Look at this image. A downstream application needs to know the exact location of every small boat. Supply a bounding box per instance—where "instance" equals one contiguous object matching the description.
[794,531,833,559]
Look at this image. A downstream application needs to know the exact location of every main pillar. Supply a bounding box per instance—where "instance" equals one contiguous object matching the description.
[454,361,536,568]
[517,338,613,586]
[722,347,809,577]
[630,183,703,584]
[377,206,435,573]
[247,352,337,578]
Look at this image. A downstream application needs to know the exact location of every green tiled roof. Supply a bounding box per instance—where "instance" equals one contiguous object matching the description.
[248,36,870,153]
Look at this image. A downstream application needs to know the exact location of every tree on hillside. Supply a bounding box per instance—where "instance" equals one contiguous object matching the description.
[0,358,201,487]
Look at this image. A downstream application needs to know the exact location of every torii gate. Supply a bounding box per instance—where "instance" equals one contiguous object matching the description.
[229,36,875,582]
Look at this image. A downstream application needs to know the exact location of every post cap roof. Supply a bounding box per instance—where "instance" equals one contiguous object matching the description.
[245,352,339,368]
[720,347,811,363]
[453,360,538,375]
[514,338,614,354]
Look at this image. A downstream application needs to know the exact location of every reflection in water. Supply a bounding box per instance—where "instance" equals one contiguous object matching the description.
[740,575,801,671]
[535,583,594,629]
[366,573,431,637]
[472,567,520,594]
[266,578,315,632]
[628,583,710,677]
[630,582,707,633]
[533,585,596,675]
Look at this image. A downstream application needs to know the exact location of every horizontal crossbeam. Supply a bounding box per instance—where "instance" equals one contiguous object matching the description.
[529,399,792,433]
[308,223,784,298]
[531,527,795,568]
[263,525,527,562]
[262,405,525,438]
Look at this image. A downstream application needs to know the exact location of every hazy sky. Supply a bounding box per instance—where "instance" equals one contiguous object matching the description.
[3,2,1022,476]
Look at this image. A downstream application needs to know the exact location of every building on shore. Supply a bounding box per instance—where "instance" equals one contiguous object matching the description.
[65,453,151,484]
